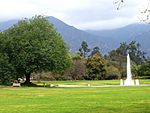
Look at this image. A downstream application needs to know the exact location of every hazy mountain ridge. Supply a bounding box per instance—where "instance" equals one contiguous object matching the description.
[47,16,110,53]
[0,16,150,55]
[134,30,150,54]
[87,24,150,55]
[0,19,19,31]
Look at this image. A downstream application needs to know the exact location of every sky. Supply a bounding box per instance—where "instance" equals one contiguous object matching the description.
[0,0,149,30]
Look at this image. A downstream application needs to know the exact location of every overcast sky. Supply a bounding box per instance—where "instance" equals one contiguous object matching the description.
[0,0,149,30]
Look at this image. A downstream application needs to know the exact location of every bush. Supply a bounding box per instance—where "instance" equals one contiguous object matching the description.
[106,65,121,80]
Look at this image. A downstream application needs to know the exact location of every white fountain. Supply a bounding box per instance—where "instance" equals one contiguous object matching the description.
[124,54,135,86]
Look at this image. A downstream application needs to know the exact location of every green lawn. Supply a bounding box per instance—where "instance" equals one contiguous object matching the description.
[0,86,150,113]
[34,79,150,86]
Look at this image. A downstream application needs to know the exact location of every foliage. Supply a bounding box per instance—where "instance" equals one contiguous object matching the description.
[79,41,90,58]
[0,33,16,84]
[109,41,146,65]
[106,65,121,80]
[62,55,86,80]
[128,41,146,65]
[106,51,126,78]
[90,46,101,57]
[106,41,147,78]
[70,57,86,80]
[138,61,150,77]
[86,53,106,80]
[132,64,141,78]
[0,15,72,84]
[0,53,16,85]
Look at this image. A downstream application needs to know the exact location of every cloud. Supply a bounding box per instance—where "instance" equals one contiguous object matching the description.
[65,0,137,23]
[0,0,149,29]
[0,0,87,20]
[62,0,148,29]
[76,16,139,30]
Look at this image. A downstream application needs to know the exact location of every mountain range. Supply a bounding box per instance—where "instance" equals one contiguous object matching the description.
[0,16,150,56]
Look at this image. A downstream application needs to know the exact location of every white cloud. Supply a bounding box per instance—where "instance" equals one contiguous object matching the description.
[76,16,139,30]
[0,0,149,29]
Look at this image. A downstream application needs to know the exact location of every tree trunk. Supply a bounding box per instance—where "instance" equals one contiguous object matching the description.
[24,73,31,84]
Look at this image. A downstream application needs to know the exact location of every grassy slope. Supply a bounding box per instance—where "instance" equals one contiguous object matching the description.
[0,86,150,113]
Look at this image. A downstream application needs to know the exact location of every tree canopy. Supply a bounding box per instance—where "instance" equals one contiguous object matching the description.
[86,53,106,80]
[106,41,146,78]
[0,15,72,85]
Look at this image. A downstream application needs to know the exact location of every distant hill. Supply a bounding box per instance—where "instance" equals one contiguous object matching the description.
[0,17,150,56]
[134,31,150,55]
[0,19,18,31]
[47,16,110,53]
[87,24,150,55]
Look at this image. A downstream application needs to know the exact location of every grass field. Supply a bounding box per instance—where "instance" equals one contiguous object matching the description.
[0,85,150,113]
[34,79,150,86]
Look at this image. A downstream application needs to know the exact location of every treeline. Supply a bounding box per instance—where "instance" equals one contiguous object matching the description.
[33,41,150,81]
[0,16,149,85]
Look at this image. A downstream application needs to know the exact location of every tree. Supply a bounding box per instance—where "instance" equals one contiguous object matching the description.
[79,41,90,58]
[66,56,86,80]
[0,53,17,85]
[108,41,146,65]
[86,53,106,80]
[0,15,72,85]
[107,41,146,78]
[0,32,17,85]
[106,65,121,80]
[132,64,141,78]
[107,49,126,78]
[138,61,150,77]
[90,46,101,57]
[128,41,146,65]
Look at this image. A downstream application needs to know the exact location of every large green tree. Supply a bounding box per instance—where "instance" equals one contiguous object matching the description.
[0,15,72,85]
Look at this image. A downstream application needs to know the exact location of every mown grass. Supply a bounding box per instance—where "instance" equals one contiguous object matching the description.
[34,79,150,86]
[0,86,150,113]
